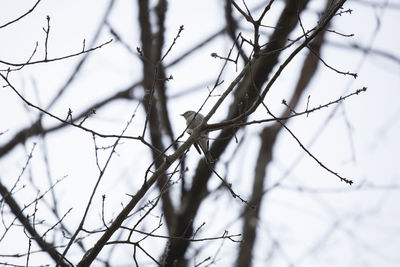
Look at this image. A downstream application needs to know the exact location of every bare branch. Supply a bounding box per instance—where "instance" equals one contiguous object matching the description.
[0,0,42,29]
[0,39,112,70]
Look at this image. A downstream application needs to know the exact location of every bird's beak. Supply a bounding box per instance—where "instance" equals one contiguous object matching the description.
[180,113,184,116]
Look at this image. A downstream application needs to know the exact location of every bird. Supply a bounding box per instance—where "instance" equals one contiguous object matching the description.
[181,110,213,163]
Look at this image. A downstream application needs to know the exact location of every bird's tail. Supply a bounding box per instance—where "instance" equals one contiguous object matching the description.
[204,150,214,164]
[199,139,214,164]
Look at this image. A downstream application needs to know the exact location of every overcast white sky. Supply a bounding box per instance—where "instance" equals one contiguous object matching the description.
[1,0,400,266]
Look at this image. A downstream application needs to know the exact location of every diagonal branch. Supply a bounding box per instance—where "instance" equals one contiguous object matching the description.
[0,182,69,266]
[0,0,42,29]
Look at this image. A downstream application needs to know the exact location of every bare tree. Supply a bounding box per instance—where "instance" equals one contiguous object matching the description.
[1,0,399,266]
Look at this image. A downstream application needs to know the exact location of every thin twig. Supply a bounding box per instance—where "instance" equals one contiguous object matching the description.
[306,44,358,78]
[0,39,112,69]
[265,105,353,185]
[43,16,51,60]
[59,109,138,264]
[207,87,367,131]
[0,0,42,29]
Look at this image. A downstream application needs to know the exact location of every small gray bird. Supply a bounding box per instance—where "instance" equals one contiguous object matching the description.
[181,110,213,163]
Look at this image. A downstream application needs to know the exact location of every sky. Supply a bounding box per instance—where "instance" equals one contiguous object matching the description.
[0,0,400,266]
